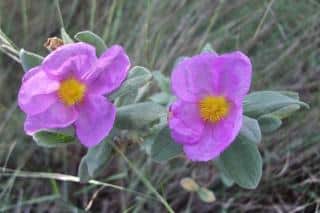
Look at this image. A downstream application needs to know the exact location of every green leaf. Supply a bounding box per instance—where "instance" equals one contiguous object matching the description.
[61,28,73,43]
[269,104,301,120]
[74,31,107,56]
[152,71,170,93]
[19,49,43,71]
[128,66,150,78]
[149,92,171,105]
[78,139,112,182]
[33,131,76,148]
[214,161,234,187]
[215,137,263,189]
[151,127,183,162]
[258,114,282,133]
[239,116,261,144]
[244,91,308,118]
[278,91,300,100]
[78,158,90,182]
[201,43,217,54]
[115,102,166,130]
[109,66,152,101]
[134,81,152,103]
[219,171,234,187]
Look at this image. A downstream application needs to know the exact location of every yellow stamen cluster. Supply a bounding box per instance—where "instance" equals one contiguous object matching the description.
[199,96,229,123]
[58,78,86,106]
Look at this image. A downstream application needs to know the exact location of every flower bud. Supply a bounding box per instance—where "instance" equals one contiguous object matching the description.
[44,37,64,51]
[180,177,199,192]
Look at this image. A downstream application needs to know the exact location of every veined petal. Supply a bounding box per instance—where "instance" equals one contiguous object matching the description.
[24,102,78,134]
[168,100,205,145]
[84,45,130,95]
[75,96,116,147]
[171,53,218,103]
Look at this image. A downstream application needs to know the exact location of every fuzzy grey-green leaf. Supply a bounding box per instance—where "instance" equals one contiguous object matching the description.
[115,102,166,130]
[151,127,183,162]
[215,137,262,189]
[270,104,301,119]
[61,28,73,43]
[74,31,107,56]
[244,91,308,118]
[19,49,43,71]
[258,114,282,133]
[239,116,261,143]
[278,91,300,100]
[109,66,152,101]
[214,161,234,187]
[219,170,234,187]
[149,92,171,105]
[78,139,112,182]
[152,71,170,93]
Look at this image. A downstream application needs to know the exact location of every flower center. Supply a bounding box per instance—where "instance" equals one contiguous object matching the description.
[58,78,86,106]
[199,96,229,123]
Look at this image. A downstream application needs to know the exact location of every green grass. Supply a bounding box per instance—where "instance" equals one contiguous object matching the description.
[0,0,319,212]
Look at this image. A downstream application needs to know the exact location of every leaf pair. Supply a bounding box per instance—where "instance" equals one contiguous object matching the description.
[244,91,309,133]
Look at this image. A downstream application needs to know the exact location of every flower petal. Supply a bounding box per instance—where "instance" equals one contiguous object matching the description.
[84,45,130,95]
[42,42,97,80]
[171,53,218,102]
[214,51,252,100]
[22,66,41,82]
[168,100,205,145]
[74,96,116,147]
[24,102,78,134]
[183,103,243,161]
[18,69,59,115]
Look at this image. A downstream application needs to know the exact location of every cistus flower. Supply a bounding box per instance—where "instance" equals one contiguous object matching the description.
[18,42,130,147]
[168,51,252,161]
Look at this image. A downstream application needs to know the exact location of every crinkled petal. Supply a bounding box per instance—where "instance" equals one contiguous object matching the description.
[168,100,205,145]
[42,42,97,80]
[22,66,41,82]
[19,93,58,116]
[18,69,59,115]
[214,51,252,101]
[74,96,116,147]
[171,53,218,103]
[83,45,130,95]
[183,103,243,161]
[24,102,78,134]
[52,56,86,80]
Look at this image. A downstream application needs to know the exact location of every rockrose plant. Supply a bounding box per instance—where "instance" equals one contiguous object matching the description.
[0,26,309,209]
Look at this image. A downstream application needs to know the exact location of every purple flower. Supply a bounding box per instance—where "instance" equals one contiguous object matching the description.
[168,51,252,161]
[18,42,130,147]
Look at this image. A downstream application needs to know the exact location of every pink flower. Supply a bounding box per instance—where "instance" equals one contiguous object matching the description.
[168,51,252,161]
[18,42,130,147]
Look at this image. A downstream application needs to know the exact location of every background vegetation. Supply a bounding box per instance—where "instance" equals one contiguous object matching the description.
[0,0,319,212]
